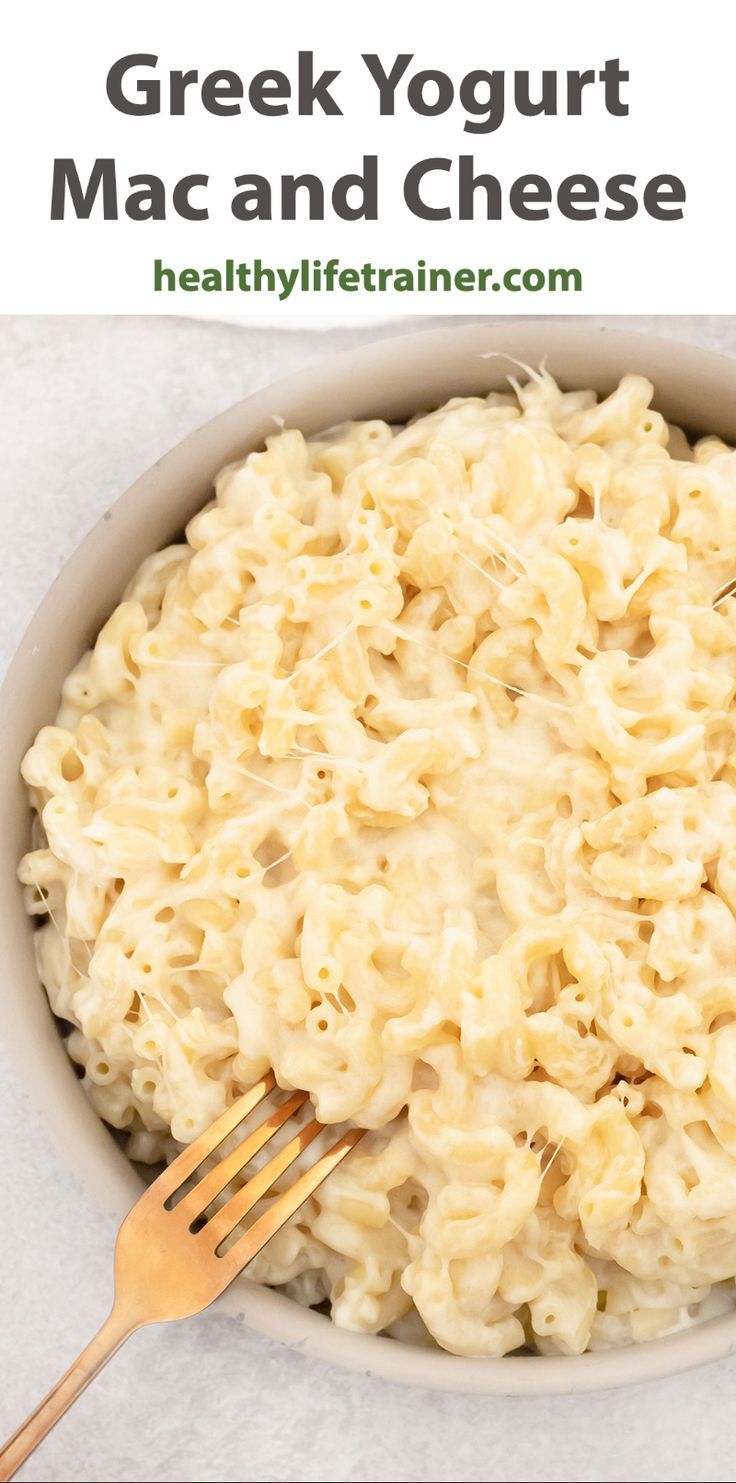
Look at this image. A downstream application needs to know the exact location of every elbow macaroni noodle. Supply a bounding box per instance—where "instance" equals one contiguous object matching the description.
[19,369,736,1356]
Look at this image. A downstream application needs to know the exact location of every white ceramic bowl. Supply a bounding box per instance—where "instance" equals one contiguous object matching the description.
[4,320,736,1394]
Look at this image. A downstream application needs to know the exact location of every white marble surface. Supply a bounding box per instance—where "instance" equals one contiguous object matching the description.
[3,314,736,1483]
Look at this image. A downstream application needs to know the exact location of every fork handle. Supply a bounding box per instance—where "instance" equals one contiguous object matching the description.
[0,1305,141,1481]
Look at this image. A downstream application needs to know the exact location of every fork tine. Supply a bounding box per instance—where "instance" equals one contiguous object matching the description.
[176,1089,309,1225]
[202,1117,324,1250]
[216,1127,365,1280]
[0,1093,363,1480]
[151,1071,276,1203]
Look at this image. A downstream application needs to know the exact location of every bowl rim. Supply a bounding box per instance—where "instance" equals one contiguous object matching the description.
[4,317,736,1395]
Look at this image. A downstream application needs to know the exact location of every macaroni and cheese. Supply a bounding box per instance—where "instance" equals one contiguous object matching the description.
[19,369,736,1355]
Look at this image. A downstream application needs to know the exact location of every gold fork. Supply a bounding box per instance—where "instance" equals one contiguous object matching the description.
[0,1072,362,1481]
